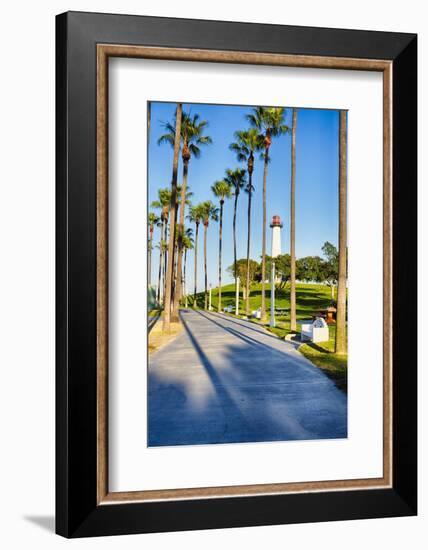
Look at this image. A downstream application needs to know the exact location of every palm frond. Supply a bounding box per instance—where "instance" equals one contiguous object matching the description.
[189,143,201,158]
[197,135,213,145]
[157,133,175,147]
[245,113,261,129]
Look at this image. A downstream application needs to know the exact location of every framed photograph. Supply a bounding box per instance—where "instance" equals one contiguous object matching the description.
[56,11,417,538]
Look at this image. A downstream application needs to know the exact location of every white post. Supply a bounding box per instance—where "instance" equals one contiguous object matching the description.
[209,284,212,311]
[270,261,275,327]
[184,285,188,308]
[235,276,240,316]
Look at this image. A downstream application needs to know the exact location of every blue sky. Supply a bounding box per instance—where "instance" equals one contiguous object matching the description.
[148,102,340,292]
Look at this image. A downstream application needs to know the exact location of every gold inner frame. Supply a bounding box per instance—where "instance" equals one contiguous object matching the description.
[96,44,393,504]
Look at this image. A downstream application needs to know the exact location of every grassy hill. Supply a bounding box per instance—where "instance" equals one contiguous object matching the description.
[188,281,333,320]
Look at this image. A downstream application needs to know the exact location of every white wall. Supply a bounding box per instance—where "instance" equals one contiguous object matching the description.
[0,1,425,548]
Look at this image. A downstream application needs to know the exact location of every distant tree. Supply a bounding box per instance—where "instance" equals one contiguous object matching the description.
[296,255,324,282]
[227,259,259,286]
[321,241,339,300]
[322,241,339,268]
[265,254,291,288]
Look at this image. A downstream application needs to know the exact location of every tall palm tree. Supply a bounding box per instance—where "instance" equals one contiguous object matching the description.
[247,107,289,322]
[290,108,298,332]
[182,227,194,307]
[173,186,193,288]
[158,112,212,318]
[335,110,347,354]
[211,179,232,312]
[154,238,168,303]
[200,201,219,310]
[187,204,204,307]
[230,128,262,316]
[224,168,246,315]
[151,188,172,303]
[160,103,182,332]
[151,186,189,306]
[148,212,159,287]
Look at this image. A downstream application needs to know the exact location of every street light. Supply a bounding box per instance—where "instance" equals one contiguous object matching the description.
[270,215,283,328]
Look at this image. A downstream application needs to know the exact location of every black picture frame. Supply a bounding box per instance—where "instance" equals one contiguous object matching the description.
[56,11,417,538]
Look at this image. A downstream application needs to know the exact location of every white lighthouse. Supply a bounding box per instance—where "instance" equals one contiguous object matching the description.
[270,215,283,327]
[270,215,283,259]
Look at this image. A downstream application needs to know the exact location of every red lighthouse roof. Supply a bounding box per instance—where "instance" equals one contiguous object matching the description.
[270,215,283,228]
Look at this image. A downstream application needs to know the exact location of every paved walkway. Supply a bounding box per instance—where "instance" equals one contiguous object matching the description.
[148,309,347,446]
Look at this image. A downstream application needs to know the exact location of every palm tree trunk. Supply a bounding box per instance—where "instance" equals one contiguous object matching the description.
[260,153,269,322]
[183,248,187,305]
[245,174,253,317]
[218,200,224,312]
[162,103,182,332]
[233,192,238,315]
[162,218,169,301]
[290,108,297,332]
[193,222,199,307]
[335,110,347,354]
[156,221,164,303]
[148,231,153,286]
[172,160,189,319]
[204,224,208,310]
[163,248,167,302]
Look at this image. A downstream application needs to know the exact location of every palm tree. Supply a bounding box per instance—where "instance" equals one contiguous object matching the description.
[224,168,246,315]
[151,186,190,307]
[158,112,212,318]
[148,212,159,287]
[247,107,289,322]
[173,186,193,285]
[182,227,194,307]
[335,110,347,354]
[160,103,182,331]
[154,238,168,303]
[200,201,219,309]
[211,179,232,312]
[151,188,172,303]
[230,128,262,316]
[290,108,298,332]
[187,204,204,307]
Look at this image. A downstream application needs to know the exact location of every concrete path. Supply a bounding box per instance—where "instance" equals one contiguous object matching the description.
[148,309,347,446]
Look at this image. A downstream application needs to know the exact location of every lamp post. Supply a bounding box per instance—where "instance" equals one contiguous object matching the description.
[270,215,283,328]
[235,276,240,316]
[209,284,212,311]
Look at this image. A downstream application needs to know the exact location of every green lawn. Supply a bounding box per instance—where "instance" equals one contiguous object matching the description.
[299,336,347,392]
[186,282,347,393]
[189,281,333,318]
